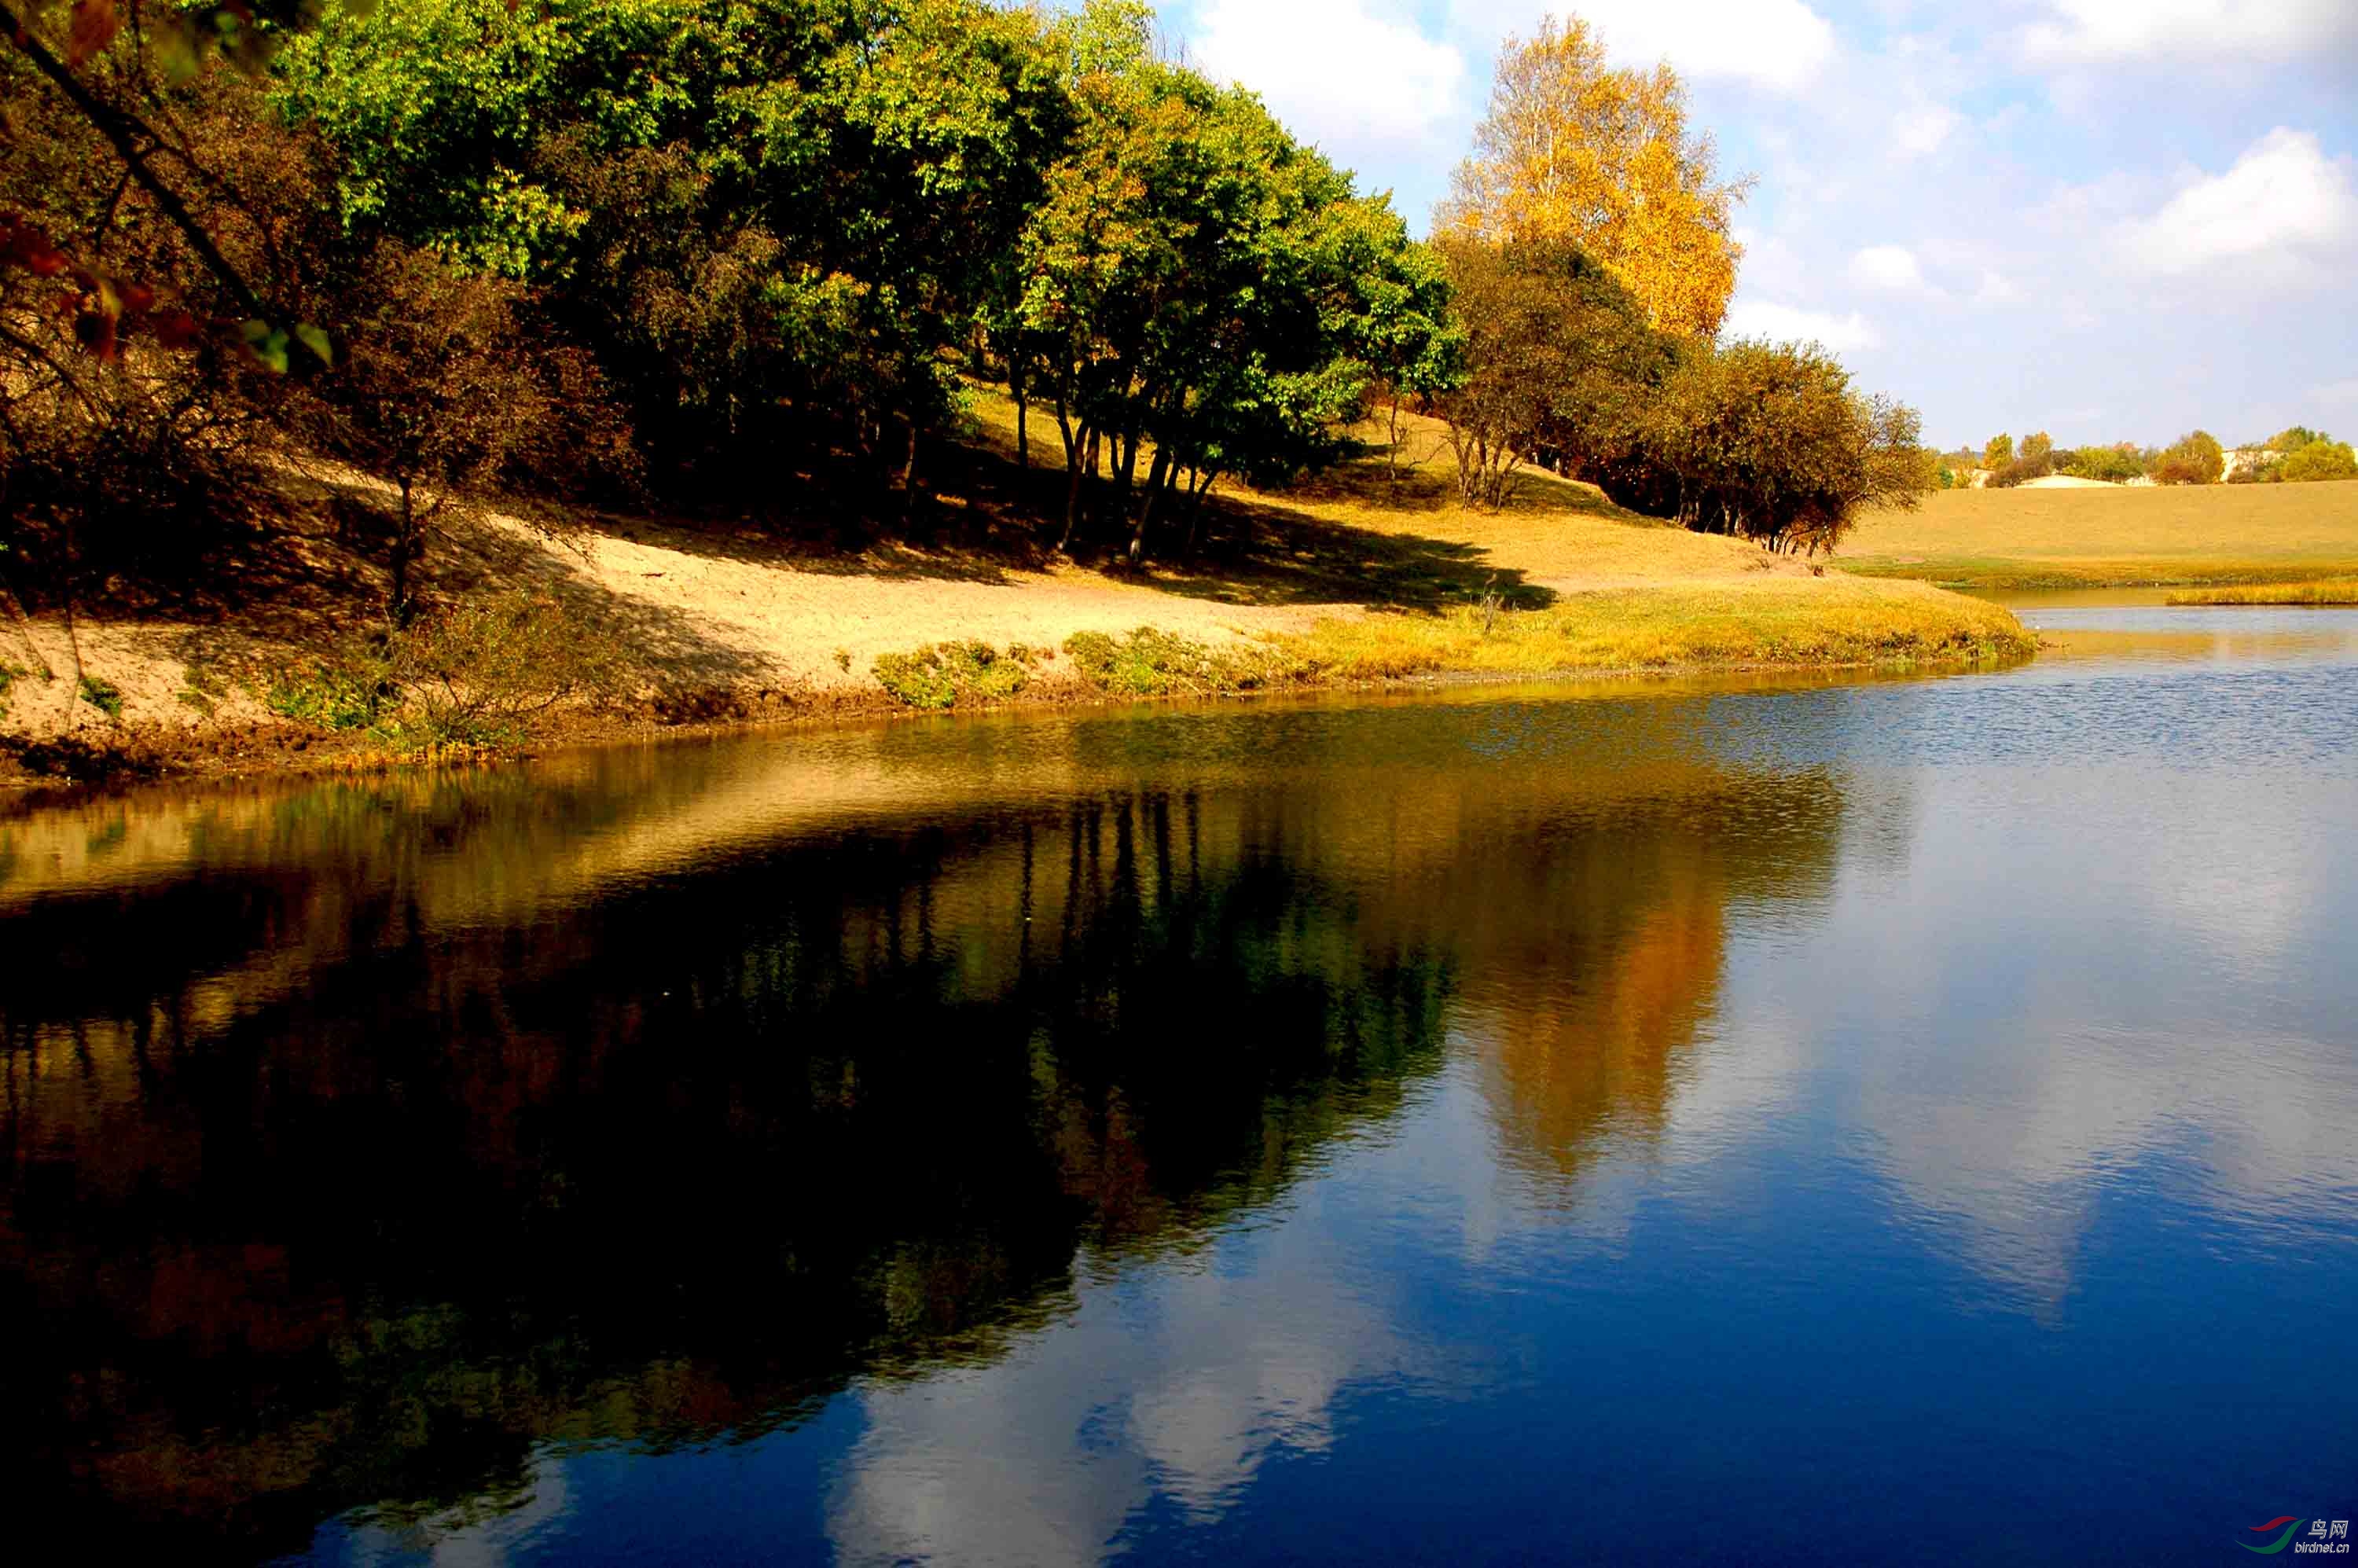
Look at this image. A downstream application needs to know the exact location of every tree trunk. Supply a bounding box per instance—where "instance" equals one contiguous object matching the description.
[1182,465,1218,556]
[1129,446,1173,566]
[1107,428,1141,553]
[390,478,419,626]
[901,424,920,522]
[1058,420,1093,553]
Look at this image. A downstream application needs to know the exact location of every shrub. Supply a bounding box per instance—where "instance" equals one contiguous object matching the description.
[0,660,24,714]
[872,642,1032,710]
[77,675,125,720]
[2281,441,2357,483]
[1988,453,2055,489]
[1062,628,1307,697]
[2058,445,2147,483]
[387,593,626,744]
[2153,430,2223,485]
[266,590,621,744]
[268,644,396,731]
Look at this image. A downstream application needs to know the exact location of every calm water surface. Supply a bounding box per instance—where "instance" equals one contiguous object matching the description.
[4,600,2355,1565]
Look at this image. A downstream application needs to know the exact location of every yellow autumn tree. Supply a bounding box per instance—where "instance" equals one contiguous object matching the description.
[1438,17,1750,339]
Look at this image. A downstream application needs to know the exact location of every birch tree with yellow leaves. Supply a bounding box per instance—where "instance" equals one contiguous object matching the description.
[1438,16,1750,340]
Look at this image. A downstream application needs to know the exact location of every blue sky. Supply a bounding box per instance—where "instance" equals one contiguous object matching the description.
[1151,0,2358,449]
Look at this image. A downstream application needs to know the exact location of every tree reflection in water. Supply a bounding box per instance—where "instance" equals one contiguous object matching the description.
[0,716,1846,1559]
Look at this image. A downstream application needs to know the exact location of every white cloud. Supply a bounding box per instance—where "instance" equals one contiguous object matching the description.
[1449,0,1837,94]
[1195,0,1466,158]
[2119,127,2358,279]
[1721,299,1883,351]
[2023,0,2358,64]
[1890,103,1963,158]
[1849,244,1941,296]
[1974,270,2022,306]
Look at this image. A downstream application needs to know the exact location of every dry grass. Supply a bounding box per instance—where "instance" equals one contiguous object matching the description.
[1840,483,2358,588]
[2164,578,2358,605]
[1287,577,2036,679]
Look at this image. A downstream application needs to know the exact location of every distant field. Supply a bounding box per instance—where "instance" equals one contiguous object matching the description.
[1840,483,2358,588]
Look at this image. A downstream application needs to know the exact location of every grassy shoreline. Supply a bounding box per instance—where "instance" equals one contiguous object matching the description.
[4,395,2037,791]
[3,590,2030,791]
[2164,578,2358,605]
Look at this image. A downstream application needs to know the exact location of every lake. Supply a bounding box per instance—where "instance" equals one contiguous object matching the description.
[3,598,2355,1565]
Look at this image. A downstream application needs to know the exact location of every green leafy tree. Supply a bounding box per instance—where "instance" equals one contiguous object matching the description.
[1341,230,1462,483]
[1011,17,1394,560]
[1603,340,1930,553]
[277,0,1071,497]
[2152,429,2224,485]
[1432,233,1669,509]
[2280,439,2356,483]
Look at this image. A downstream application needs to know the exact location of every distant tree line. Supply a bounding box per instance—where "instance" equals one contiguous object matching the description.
[1945,424,2356,489]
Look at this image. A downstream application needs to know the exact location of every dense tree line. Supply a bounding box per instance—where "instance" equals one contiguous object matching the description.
[1952,424,2354,488]
[2,0,1937,628]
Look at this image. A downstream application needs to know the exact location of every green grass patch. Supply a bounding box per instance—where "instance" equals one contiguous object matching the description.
[872,641,1037,710]
[77,675,125,720]
[1062,628,1310,697]
[268,655,394,731]
[1287,578,2035,680]
[2165,578,2358,605]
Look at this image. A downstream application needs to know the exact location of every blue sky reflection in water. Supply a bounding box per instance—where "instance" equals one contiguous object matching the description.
[2,605,2354,1566]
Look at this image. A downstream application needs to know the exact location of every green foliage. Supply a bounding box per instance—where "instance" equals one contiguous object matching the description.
[76,674,125,719]
[266,592,619,744]
[1006,27,1425,556]
[1060,628,1305,696]
[1611,337,1930,553]
[177,663,230,717]
[1433,234,1667,508]
[386,593,626,744]
[2280,440,2358,483]
[268,647,395,731]
[2059,444,2149,483]
[0,659,23,713]
[1983,434,2014,468]
[2268,426,2327,454]
[2153,429,2224,486]
[872,641,1034,709]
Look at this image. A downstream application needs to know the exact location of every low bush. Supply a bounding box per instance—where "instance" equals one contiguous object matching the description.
[266,590,623,747]
[872,641,1034,710]
[77,675,125,720]
[268,648,396,731]
[1062,628,1309,697]
[386,593,626,745]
